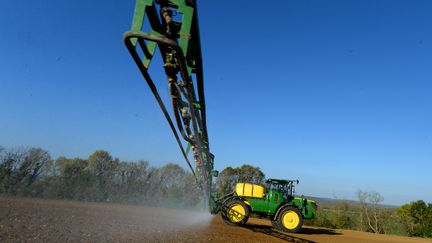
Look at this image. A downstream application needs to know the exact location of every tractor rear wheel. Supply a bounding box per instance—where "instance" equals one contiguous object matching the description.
[221,199,250,226]
[277,206,303,233]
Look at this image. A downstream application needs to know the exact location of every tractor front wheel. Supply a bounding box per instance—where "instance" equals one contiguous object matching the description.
[277,206,303,233]
[221,199,250,226]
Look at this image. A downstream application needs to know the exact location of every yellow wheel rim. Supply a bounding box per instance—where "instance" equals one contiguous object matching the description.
[282,210,300,229]
[227,204,245,223]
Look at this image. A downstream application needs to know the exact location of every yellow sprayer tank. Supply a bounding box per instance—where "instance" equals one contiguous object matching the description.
[235,183,265,198]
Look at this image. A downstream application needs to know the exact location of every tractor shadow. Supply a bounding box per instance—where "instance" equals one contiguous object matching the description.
[242,224,341,243]
[298,227,342,235]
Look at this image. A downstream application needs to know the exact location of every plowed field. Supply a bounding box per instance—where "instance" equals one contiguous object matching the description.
[0,197,430,242]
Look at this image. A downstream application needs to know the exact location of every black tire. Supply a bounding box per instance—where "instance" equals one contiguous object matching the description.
[271,219,281,230]
[221,199,250,226]
[276,206,303,233]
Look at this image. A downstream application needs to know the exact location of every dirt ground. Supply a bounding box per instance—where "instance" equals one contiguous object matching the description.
[0,197,430,243]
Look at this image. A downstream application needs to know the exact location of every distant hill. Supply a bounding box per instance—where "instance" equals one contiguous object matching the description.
[301,196,397,208]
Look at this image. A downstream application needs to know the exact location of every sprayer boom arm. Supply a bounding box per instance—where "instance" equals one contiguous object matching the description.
[124,0,214,199]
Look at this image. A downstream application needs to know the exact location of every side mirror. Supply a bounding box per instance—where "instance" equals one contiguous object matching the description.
[211,170,219,177]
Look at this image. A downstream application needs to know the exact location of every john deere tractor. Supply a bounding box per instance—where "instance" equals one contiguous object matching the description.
[211,179,317,233]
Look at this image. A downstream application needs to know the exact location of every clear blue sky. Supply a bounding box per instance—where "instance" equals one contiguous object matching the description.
[0,0,431,205]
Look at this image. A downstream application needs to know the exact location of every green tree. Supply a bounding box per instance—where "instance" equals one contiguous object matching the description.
[56,157,91,200]
[397,200,432,237]
[216,164,265,195]
[115,160,153,203]
[88,150,119,201]
[333,200,357,230]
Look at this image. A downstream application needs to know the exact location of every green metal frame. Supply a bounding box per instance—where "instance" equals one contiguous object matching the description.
[124,0,214,200]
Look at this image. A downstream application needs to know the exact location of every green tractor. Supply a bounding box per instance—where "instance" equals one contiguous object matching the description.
[211,179,317,233]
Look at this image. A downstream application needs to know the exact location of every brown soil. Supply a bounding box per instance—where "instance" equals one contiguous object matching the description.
[0,197,430,243]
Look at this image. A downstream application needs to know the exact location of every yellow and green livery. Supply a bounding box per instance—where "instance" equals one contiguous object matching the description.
[212,179,317,233]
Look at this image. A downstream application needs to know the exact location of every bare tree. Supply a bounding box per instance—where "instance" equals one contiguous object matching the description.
[24,148,51,185]
[0,147,51,194]
[357,190,385,233]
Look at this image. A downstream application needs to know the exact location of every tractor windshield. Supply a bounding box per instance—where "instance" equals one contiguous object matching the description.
[267,181,290,199]
[276,183,288,195]
[266,179,295,200]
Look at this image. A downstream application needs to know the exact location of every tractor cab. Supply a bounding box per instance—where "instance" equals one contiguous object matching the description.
[265,178,298,200]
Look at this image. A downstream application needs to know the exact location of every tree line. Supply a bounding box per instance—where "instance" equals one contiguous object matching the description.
[306,193,432,238]
[0,146,266,208]
[0,146,201,208]
[0,146,431,237]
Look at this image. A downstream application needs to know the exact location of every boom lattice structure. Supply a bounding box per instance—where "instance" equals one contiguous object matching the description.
[123,0,214,202]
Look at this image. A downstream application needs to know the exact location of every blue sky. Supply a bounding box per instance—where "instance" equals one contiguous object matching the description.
[0,0,431,205]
